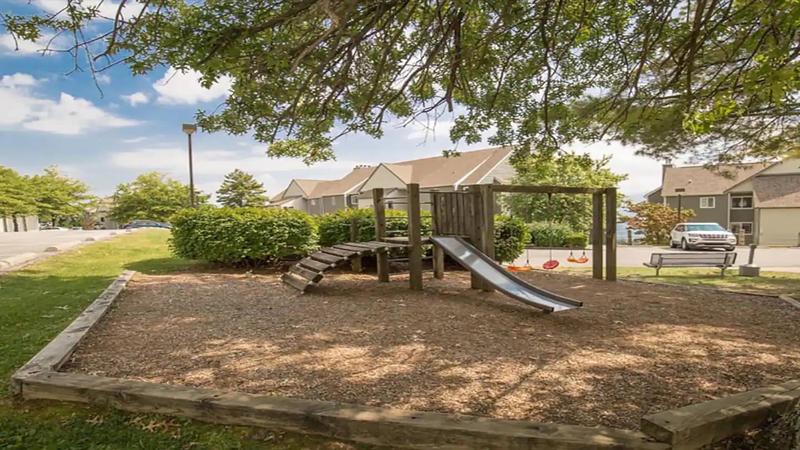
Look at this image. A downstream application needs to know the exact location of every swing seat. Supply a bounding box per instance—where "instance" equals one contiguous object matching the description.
[507,265,533,272]
[575,256,589,264]
[566,256,578,263]
[543,260,559,270]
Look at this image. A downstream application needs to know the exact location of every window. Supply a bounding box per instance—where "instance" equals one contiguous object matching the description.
[347,194,359,206]
[675,188,686,193]
[730,222,753,235]
[700,197,715,208]
[731,195,753,209]
[675,225,685,232]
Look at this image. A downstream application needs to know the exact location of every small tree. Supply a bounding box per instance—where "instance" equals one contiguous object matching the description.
[505,153,626,232]
[111,172,207,223]
[0,166,35,218]
[29,167,93,226]
[216,169,267,207]
[627,201,696,245]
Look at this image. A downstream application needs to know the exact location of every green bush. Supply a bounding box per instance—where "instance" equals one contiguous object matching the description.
[494,215,531,263]
[317,208,429,247]
[170,206,318,265]
[529,221,572,247]
[565,231,588,248]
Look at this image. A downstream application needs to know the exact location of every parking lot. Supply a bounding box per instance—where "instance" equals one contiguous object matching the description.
[0,229,122,268]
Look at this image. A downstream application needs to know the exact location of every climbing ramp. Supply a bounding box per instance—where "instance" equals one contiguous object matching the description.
[282,241,407,292]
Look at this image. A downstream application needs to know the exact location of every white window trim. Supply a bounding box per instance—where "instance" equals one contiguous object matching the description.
[731,222,753,235]
[730,195,753,209]
[699,197,716,209]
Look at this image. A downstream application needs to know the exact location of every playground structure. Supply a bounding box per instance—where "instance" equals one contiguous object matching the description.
[282,183,617,311]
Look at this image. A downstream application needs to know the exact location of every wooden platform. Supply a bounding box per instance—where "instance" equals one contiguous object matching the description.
[281,240,408,292]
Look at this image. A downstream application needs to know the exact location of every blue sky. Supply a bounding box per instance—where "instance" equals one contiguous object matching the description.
[0,0,664,202]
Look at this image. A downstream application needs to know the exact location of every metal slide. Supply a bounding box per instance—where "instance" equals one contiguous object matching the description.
[431,236,583,313]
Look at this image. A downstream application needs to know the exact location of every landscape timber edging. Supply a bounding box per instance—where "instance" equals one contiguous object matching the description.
[10,270,135,395]
[9,270,667,450]
[641,379,800,450]
[779,294,800,310]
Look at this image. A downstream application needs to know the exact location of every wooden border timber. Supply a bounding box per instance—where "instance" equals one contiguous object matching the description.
[10,270,135,395]
[17,371,665,450]
[641,379,800,450]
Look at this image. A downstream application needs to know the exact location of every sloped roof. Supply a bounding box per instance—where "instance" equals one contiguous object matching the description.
[753,175,800,208]
[369,146,513,189]
[661,162,771,196]
[306,165,374,198]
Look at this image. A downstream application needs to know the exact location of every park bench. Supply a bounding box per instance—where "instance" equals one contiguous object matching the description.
[643,252,737,277]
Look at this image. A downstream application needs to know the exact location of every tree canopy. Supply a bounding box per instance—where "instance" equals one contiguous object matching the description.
[6,1,799,163]
[627,201,695,245]
[111,172,207,223]
[216,169,267,207]
[0,165,92,225]
[504,153,626,232]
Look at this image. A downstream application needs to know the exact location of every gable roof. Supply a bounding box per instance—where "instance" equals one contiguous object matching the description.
[306,165,374,198]
[753,175,800,208]
[661,162,772,196]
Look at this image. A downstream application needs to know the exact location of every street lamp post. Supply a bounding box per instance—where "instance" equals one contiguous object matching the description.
[182,123,197,207]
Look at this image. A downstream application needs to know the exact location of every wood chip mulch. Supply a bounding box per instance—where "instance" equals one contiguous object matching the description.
[64,269,800,430]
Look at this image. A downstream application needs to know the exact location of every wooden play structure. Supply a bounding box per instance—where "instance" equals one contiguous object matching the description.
[282,183,617,312]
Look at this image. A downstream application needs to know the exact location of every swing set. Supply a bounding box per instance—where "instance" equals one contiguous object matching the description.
[491,184,618,281]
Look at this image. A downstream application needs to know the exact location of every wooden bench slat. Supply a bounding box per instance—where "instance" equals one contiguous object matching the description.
[298,258,329,271]
[290,265,323,283]
[321,247,355,258]
[310,252,342,264]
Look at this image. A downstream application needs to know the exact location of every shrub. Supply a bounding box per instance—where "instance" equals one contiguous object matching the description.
[317,208,430,247]
[494,215,530,263]
[565,231,588,248]
[170,206,317,265]
[529,221,572,247]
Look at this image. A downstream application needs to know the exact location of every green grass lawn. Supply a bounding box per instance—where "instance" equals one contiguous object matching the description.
[562,266,800,298]
[0,230,363,450]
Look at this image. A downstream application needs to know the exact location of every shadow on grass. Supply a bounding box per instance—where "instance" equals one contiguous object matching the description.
[124,257,210,275]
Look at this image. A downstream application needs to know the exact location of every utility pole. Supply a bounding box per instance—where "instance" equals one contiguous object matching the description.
[182,123,197,207]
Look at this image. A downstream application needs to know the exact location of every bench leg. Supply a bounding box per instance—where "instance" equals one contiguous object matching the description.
[655,266,660,277]
[720,267,726,277]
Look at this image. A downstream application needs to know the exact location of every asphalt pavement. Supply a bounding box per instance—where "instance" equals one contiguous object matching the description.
[0,229,123,270]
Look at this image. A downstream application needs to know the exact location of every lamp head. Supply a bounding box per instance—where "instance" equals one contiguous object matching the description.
[182,123,197,135]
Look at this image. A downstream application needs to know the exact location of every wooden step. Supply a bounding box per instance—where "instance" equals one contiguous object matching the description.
[282,272,311,292]
[290,265,323,283]
[321,247,355,258]
[298,258,329,272]
[310,252,342,265]
[347,241,388,249]
[333,244,372,254]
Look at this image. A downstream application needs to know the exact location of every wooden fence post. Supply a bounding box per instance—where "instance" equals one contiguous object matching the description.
[373,188,389,282]
[605,187,617,281]
[407,184,423,290]
[478,185,495,292]
[592,192,604,280]
[431,193,444,279]
[349,217,362,273]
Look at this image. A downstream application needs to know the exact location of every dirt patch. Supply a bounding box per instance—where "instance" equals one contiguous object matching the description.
[65,270,800,430]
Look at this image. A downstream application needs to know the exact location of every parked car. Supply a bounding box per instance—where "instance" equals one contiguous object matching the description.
[122,220,171,229]
[39,224,67,230]
[670,223,737,251]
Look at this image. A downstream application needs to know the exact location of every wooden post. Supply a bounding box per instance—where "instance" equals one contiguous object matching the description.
[373,188,389,282]
[605,187,617,281]
[349,217,362,273]
[431,193,444,279]
[479,184,495,292]
[407,184,423,290]
[592,192,604,280]
[470,190,482,290]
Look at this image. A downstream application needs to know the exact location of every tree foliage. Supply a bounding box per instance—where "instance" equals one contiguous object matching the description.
[0,165,92,225]
[627,201,696,245]
[111,172,207,223]
[504,153,626,232]
[5,0,799,163]
[216,169,267,207]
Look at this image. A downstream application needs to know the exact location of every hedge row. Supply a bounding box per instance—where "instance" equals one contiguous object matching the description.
[170,207,317,265]
[170,207,530,265]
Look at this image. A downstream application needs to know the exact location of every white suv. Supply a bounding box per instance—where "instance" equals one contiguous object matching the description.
[670,223,737,251]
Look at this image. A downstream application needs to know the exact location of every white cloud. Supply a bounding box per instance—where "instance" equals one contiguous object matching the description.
[405,119,455,141]
[96,73,112,85]
[121,91,149,106]
[1,73,38,88]
[33,0,144,20]
[122,136,148,144]
[109,146,360,196]
[0,73,139,135]
[0,33,57,56]
[153,67,232,105]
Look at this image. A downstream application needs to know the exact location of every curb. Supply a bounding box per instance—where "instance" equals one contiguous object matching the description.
[0,252,40,271]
